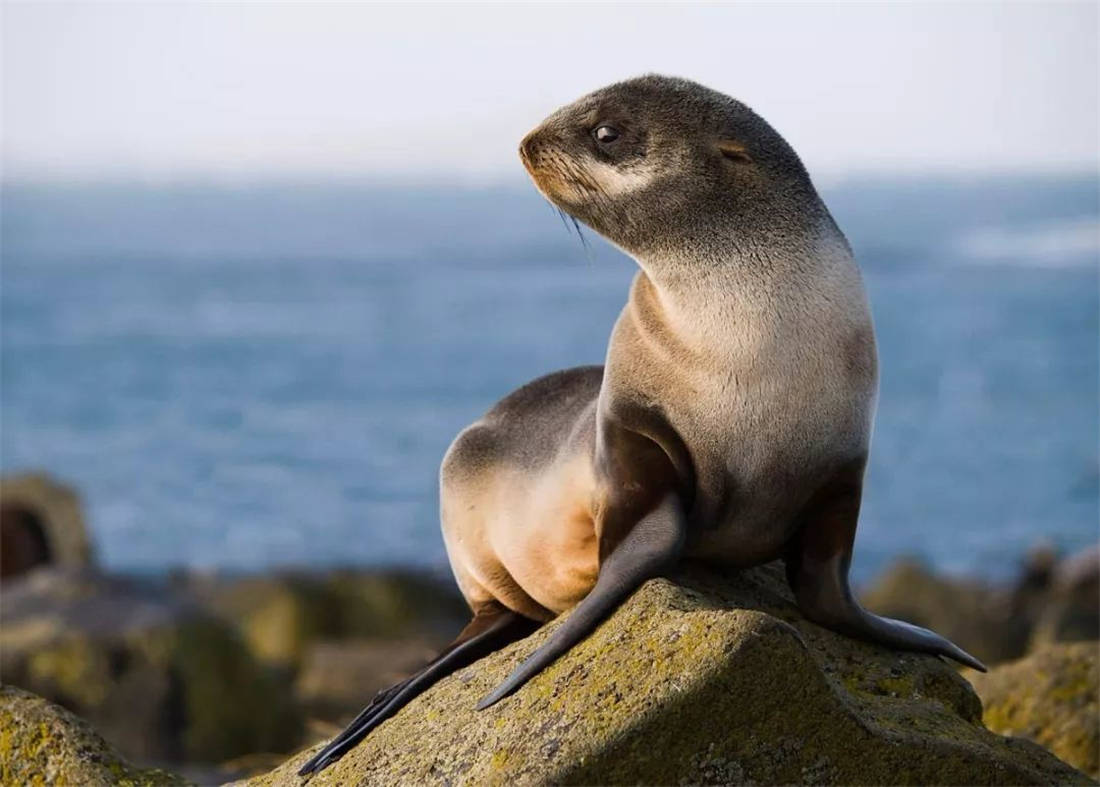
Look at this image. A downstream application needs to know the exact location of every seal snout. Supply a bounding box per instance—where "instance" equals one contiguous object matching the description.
[518,130,542,173]
[518,127,561,198]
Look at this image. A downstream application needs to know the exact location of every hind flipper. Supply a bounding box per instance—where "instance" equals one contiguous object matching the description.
[786,457,987,672]
[477,492,686,709]
[298,604,540,777]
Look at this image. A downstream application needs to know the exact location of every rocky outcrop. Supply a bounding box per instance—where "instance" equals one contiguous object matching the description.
[968,641,1099,780]
[295,638,442,721]
[244,563,1091,786]
[0,558,473,771]
[0,568,302,764]
[859,558,1029,666]
[860,545,1100,668]
[1030,546,1100,647]
[0,684,185,786]
[185,569,467,670]
[0,473,94,580]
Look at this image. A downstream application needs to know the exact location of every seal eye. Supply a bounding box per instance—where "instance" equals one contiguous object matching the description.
[594,125,620,144]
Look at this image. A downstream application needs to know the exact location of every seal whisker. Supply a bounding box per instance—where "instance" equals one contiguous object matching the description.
[553,205,572,233]
[568,214,592,256]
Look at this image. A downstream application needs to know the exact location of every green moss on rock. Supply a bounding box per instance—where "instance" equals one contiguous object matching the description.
[191,570,468,670]
[968,641,1099,779]
[1,570,302,764]
[243,563,1093,786]
[0,684,186,786]
[172,618,303,762]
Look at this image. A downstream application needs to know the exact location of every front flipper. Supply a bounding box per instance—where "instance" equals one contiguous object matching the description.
[786,457,987,672]
[477,492,686,709]
[298,604,539,777]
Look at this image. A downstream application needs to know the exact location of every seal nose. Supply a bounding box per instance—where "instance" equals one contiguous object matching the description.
[519,131,540,166]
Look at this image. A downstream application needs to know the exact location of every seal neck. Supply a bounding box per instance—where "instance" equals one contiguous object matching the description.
[628,211,853,350]
[629,173,844,285]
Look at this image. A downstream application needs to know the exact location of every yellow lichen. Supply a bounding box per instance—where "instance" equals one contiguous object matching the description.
[0,685,187,786]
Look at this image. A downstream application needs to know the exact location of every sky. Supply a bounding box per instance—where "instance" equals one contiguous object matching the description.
[3,1,1098,183]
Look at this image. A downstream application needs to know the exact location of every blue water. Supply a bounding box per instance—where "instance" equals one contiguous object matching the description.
[2,176,1097,583]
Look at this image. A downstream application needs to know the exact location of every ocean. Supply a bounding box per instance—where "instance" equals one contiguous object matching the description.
[2,175,1097,584]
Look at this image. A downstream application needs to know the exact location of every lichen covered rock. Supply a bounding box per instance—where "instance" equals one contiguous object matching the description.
[0,684,185,786]
[861,547,1100,670]
[859,558,1029,666]
[1031,546,1100,648]
[245,563,1091,786]
[0,569,301,764]
[188,569,467,670]
[295,638,442,721]
[0,473,94,581]
[968,641,1099,779]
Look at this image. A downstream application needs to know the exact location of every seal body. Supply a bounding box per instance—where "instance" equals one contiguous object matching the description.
[442,237,875,618]
[608,251,876,567]
[298,75,982,777]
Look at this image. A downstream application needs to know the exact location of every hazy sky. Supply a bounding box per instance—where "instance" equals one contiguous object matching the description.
[4,1,1098,182]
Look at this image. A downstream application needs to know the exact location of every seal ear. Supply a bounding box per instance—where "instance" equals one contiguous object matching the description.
[716,139,752,163]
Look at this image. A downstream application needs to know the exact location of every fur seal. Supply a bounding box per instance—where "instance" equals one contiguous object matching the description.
[299,75,985,777]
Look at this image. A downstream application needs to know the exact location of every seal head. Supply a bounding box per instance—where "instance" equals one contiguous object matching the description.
[519,75,825,258]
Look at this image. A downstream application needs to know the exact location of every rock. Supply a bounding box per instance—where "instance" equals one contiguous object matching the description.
[860,557,1029,666]
[325,570,469,641]
[215,752,296,783]
[295,638,442,722]
[861,547,1100,670]
[242,563,1091,786]
[0,568,302,764]
[1031,546,1100,647]
[0,473,94,581]
[184,574,334,671]
[186,569,467,670]
[0,684,185,786]
[968,641,1099,780]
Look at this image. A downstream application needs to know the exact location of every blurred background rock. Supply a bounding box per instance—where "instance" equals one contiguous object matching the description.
[0,471,470,780]
[1,474,93,580]
[860,544,1099,668]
